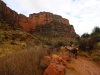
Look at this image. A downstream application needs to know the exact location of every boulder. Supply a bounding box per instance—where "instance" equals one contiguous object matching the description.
[39,56,51,69]
[43,63,65,75]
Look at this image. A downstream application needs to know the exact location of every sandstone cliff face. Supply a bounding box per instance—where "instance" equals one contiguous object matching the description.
[29,12,69,26]
[18,14,31,31]
[0,0,79,38]
[19,12,70,32]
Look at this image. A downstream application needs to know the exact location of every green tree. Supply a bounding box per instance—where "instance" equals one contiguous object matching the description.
[91,26,100,35]
[79,39,87,50]
[81,33,90,38]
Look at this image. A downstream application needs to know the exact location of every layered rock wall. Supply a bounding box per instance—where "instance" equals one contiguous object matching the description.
[19,12,70,32]
[0,0,78,38]
[29,12,69,26]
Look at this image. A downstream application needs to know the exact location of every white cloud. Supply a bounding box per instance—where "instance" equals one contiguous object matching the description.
[3,0,100,35]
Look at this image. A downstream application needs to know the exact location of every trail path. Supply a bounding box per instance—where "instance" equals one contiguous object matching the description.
[65,56,100,75]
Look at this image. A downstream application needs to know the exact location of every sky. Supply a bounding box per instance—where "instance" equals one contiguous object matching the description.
[3,0,100,36]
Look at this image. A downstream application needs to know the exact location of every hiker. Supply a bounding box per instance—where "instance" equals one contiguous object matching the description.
[68,45,73,58]
[71,47,78,59]
[65,45,73,58]
[65,44,78,59]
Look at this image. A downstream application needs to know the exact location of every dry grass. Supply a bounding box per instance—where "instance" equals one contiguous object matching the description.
[0,46,48,75]
[0,28,35,55]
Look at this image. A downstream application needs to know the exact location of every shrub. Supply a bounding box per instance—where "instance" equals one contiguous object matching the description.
[94,42,100,49]
[57,41,65,47]
[81,33,90,38]
[0,46,48,75]
[79,39,87,50]
[91,26,100,35]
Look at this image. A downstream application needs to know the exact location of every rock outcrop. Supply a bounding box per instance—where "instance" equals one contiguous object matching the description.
[44,63,65,75]
[19,12,71,33]
[0,0,79,38]
[42,54,72,75]
[0,0,19,26]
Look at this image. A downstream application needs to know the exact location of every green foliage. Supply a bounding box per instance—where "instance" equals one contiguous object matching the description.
[54,41,65,48]
[79,39,87,50]
[81,33,90,38]
[91,26,100,35]
[90,50,100,62]
[79,26,100,51]
[33,31,78,47]
[94,42,100,49]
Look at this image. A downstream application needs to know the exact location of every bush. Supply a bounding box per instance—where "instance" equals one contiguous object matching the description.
[91,26,100,35]
[94,42,100,49]
[81,33,89,38]
[80,26,100,51]
[79,39,87,50]
[0,46,48,75]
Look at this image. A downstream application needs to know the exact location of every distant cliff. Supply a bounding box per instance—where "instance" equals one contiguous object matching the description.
[18,12,69,32]
[0,0,79,38]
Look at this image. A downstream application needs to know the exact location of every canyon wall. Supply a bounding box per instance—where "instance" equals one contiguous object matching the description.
[0,0,79,38]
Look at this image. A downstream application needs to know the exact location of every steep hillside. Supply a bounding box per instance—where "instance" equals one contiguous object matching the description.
[0,19,35,55]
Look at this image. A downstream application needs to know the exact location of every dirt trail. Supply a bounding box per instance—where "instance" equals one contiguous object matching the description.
[65,56,100,75]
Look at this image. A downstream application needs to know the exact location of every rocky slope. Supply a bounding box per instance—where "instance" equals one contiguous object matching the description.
[0,0,79,38]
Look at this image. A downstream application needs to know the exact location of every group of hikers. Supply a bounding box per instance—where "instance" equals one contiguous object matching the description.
[47,43,78,59]
[65,44,78,59]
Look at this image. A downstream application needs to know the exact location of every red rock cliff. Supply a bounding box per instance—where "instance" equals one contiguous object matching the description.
[29,12,69,26]
[0,0,79,38]
[18,12,70,32]
[0,0,19,26]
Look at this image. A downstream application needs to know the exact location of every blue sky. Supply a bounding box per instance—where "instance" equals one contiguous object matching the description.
[3,0,100,36]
